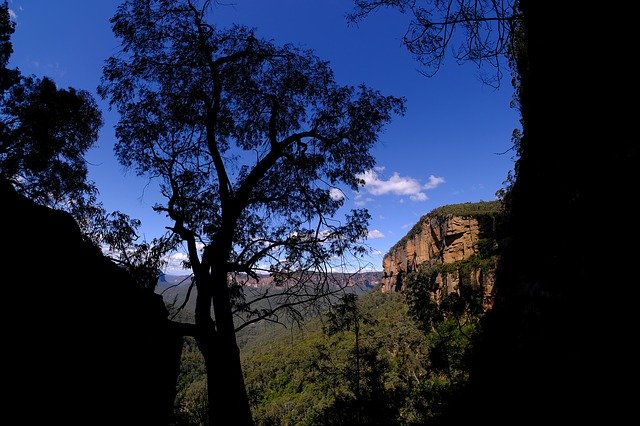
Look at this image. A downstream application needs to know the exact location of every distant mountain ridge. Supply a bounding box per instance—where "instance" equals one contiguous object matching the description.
[156,271,383,315]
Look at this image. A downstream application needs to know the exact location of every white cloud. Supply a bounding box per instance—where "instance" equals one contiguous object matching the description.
[367,229,385,239]
[329,187,345,201]
[357,169,428,201]
[374,165,386,172]
[8,9,17,20]
[424,175,446,190]
[353,192,373,207]
[164,252,190,274]
[172,252,189,261]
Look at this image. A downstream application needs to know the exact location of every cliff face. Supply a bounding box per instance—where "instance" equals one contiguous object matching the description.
[381,202,501,308]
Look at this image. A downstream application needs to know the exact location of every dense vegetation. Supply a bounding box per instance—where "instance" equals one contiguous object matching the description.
[427,200,502,218]
[170,284,490,425]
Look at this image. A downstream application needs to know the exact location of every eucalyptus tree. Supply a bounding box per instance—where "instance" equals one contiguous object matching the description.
[99,0,404,423]
[349,0,520,85]
[0,4,102,215]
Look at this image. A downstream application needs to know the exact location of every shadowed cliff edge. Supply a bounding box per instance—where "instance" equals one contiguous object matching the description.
[1,180,182,424]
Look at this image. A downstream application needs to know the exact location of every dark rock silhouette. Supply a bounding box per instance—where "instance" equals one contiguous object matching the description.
[439,2,636,424]
[1,180,181,424]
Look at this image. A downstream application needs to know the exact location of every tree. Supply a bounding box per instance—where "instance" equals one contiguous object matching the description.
[323,293,379,425]
[324,294,364,417]
[0,1,18,93]
[349,0,519,84]
[99,0,404,423]
[0,2,103,219]
[1,2,180,285]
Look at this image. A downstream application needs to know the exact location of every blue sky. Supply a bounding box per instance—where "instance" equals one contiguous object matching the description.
[7,0,519,273]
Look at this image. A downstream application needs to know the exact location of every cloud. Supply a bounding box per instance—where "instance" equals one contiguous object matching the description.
[357,169,428,201]
[424,175,446,190]
[164,251,190,274]
[171,252,189,261]
[329,188,345,201]
[8,8,17,20]
[353,192,373,207]
[367,229,385,239]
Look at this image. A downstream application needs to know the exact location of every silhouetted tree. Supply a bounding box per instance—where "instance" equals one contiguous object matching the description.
[0,1,17,93]
[325,294,363,416]
[323,294,385,425]
[97,210,181,289]
[0,2,103,226]
[99,1,404,423]
[350,0,519,84]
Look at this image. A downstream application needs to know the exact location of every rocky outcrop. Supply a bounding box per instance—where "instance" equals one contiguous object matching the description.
[381,201,502,306]
[1,180,182,424]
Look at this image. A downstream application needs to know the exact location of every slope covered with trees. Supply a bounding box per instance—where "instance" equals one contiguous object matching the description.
[172,288,487,425]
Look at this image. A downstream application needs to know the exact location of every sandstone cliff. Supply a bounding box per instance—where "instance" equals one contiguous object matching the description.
[381,201,502,307]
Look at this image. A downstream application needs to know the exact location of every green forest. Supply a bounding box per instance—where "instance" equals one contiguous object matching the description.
[175,289,482,425]
[1,0,634,424]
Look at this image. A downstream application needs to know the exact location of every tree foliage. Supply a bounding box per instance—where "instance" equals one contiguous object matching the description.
[100,0,405,304]
[349,0,520,84]
[97,210,180,289]
[238,291,482,425]
[0,2,102,217]
[0,1,17,93]
[99,0,404,423]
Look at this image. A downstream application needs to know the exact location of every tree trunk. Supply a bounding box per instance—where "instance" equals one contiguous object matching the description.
[204,267,253,426]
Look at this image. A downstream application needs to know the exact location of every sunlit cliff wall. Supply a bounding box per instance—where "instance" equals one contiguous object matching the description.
[381,201,502,308]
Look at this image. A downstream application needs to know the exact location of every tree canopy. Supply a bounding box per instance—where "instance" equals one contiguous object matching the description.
[100,0,405,318]
[0,2,102,212]
[350,0,519,84]
[100,0,404,423]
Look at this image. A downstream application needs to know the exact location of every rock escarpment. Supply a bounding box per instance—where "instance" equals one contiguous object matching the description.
[381,201,502,308]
